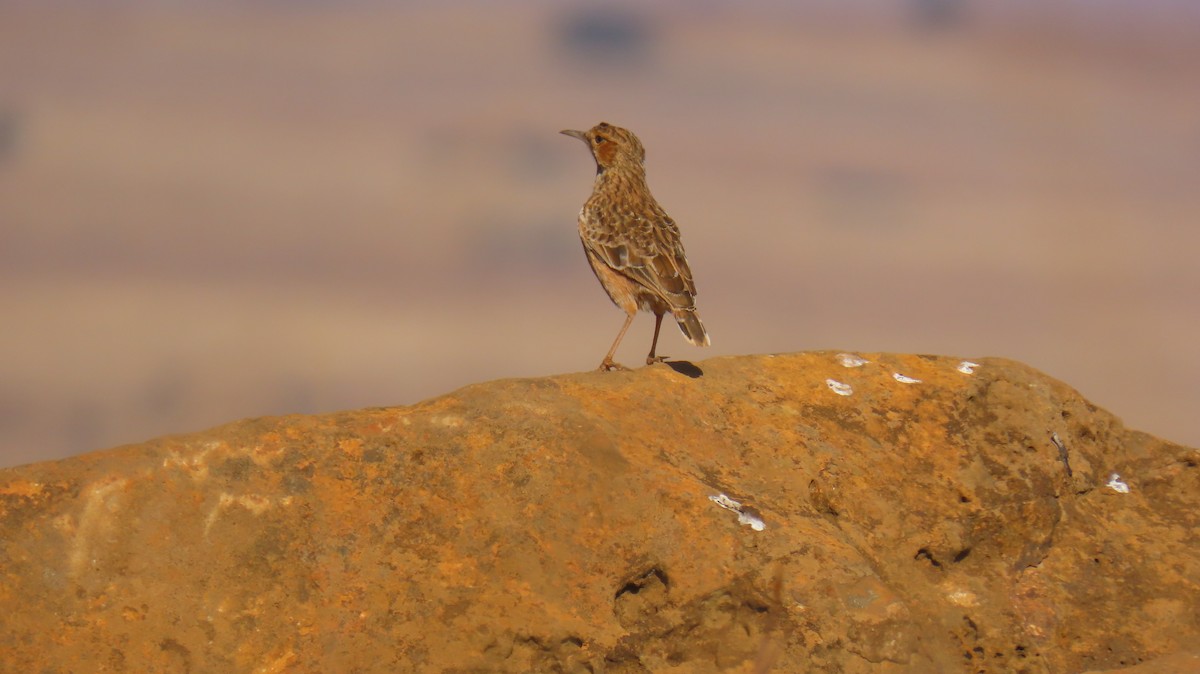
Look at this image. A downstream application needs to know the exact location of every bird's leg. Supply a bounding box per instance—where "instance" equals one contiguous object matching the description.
[646,312,667,365]
[598,313,635,372]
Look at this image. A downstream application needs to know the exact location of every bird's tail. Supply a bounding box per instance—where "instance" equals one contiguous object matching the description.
[673,308,710,347]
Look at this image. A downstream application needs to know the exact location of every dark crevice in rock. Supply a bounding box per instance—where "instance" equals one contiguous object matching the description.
[915,548,942,568]
[614,567,669,600]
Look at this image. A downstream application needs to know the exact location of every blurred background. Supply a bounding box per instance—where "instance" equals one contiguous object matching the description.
[1,1,1197,468]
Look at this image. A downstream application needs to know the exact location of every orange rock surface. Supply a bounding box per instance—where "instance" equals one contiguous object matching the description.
[1,353,1196,672]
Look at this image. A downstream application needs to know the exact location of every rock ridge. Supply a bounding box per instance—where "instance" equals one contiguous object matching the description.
[1,352,1197,673]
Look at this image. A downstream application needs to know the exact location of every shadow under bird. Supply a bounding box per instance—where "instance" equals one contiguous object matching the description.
[561,122,710,371]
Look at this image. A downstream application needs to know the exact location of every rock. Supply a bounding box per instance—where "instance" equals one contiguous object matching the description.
[1,352,1196,673]
[1081,651,1200,674]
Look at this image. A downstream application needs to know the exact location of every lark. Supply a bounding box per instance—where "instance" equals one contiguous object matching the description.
[561,122,710,371]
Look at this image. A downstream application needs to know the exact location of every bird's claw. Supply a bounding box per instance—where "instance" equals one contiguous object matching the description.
[597,359,630,372]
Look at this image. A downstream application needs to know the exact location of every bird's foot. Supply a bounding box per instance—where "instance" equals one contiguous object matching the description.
[597,358,630,372]
[646,355,669,366]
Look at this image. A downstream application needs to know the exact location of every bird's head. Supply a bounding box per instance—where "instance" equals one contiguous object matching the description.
[560,122,645,173]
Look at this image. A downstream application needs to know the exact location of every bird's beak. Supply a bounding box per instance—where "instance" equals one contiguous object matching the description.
[560,129,588,142]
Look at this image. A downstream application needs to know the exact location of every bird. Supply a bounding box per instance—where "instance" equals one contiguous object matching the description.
[561,122,710,371]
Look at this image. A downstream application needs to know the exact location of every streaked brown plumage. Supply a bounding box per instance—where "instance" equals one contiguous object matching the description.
[561,122,710,371]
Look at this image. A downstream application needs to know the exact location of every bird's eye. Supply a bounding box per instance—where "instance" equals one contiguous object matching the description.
[594,135,606,144]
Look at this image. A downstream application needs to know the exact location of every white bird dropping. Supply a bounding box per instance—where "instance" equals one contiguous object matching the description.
[826,379,853,396]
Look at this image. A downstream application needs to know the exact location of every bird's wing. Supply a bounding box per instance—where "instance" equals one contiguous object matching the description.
[581,205,697,308]
[650,206,698,296]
